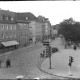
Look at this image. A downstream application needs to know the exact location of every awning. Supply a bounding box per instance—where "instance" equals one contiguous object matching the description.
[1,40,19,47]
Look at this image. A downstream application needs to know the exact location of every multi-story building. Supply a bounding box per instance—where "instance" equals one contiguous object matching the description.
[29,21,42,44]
[38,16,51,42]
[15,13,30,47]
[0,9,19,52]
[0,9,51,53]
[0,9,30,52]
[51,24,59,39]
[18,12,43,44]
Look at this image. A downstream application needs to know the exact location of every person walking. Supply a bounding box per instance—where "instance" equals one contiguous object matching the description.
[6,59,11,68]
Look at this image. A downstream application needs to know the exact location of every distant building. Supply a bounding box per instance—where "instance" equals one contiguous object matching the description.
[38,16,51,42]
[51,24,59,39]
[29,21,42,44]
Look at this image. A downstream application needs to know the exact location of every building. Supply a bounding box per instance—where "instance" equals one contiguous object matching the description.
[38,16,51,42]
[51,24,59,39]
[0,9,51,53]
[0,9,19,52]
[29,20,42,44]
[17,12,43,44]
[16,13,30,47]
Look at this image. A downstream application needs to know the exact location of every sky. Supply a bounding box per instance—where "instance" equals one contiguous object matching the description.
[0,1,80,25]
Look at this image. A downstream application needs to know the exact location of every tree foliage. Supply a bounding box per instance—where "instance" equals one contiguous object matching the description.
[59,18,80,43]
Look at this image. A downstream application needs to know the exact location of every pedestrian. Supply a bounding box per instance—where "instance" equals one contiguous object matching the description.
[6,59,11,68]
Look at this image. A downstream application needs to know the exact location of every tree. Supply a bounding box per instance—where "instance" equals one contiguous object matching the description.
[58,18,80,43]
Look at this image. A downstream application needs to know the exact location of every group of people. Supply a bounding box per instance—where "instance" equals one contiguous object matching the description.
[0,59,11,68]
[65,40,79,50]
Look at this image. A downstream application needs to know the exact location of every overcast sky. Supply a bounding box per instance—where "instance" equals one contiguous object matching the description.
[0,1,80,25]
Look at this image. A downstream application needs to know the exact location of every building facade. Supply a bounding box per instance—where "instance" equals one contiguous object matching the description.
[38,16,51,42]
[17,12,43,44]
[51,24,59,39]
[29,21,42,44]
[16,13,30,47]
[0,9,51,53]
[0,9,18,52]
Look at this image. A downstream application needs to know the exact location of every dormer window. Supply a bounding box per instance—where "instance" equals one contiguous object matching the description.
[11,17,13,21]
[26,17,28,20]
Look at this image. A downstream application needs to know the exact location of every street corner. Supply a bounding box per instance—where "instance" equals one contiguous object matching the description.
[40,57,55,75]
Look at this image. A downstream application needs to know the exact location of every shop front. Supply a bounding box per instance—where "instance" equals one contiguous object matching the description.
[1,40,19,53]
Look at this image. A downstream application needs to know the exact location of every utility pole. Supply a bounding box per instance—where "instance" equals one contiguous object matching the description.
[47,45,52,69]
[49,54,51,69]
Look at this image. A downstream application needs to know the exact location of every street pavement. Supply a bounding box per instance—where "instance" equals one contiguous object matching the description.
[41,38,80,78]
[0,41,67,79]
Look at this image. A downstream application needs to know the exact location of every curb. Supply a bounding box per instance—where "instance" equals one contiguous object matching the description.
[0,43,42,57]
[40,58,80,79]
[39,58,74,79]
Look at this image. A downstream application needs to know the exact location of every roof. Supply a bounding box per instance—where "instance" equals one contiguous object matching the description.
[16,12,40,22]
[0,9,16,23]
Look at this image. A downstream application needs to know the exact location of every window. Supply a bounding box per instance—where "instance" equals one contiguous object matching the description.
[0,16,2,20]
[10,25,12,30]
[10,35,12,38]
[5,16,8,20]
[6,24,8,30]
[11,17,13,21]
[14,33,16,37]
[6,35,8,38]
[1,24,4,30]
[14,25,16,30]
[1,34,4,39]
[26,17,28,20]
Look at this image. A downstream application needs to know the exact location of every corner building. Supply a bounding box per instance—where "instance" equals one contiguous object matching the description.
[0,9,18,52]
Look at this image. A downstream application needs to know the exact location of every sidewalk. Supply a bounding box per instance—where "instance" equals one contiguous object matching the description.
[40,49,80,79]
[0,42,43,79]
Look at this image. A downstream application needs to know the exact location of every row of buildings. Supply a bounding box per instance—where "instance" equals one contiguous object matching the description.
[0,9,51,52]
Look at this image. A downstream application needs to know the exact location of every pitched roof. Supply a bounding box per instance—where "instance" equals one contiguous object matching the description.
[16,12,39,22]
[0,9,16,23]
